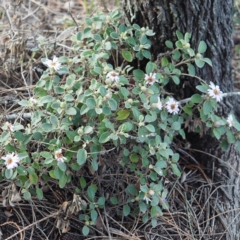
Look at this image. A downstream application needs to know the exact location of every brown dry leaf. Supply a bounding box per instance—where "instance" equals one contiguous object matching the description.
[61,201,69,212]
[56,218,71,233]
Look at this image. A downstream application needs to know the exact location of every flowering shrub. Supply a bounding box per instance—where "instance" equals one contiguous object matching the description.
[0,10,240,234]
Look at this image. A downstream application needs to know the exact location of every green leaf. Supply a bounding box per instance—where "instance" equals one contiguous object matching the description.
[77,149,87,165]
[116,110,130,120]
[82,226,90,236]
[139,202,147,213]
[110,197,118,205]
[171,75,180,85]
[91,209,98,221]
[196,84,208,93]
[161,57,169,67]
[130,153,139,163]
[40,95,54,104]
[227,130,235,143]
[183,106,192,115]
[50,115,58,127]
[66,74,76,87]
[195,58,205,68]
[198,41,207,54]
[41,123,54,132]
[66,107,77,115]
[176,30,183,40]
[29,173,38,185]
[80,176,87,189]
[165,40,173,49]
[126,185,138,196]
[213,128,221,140]
[64,94,74,102]
[58,162,66,172]
[110,31,119,39]
[123,204,130,216]
[87,185,96,201]
[5,144,15,152]
[36,188,43,200]
[190,94,202,103]
[188,64,195,75]
[171,122,181,130]
[203,100,212,115]
[108,99,117,111]
[59,175,67,188]
[91,160,98,171]
[172,50,181,60]
[146,62,156,74]
[202,58,212,66]
[86,98,96,109]
[142,50,151,59]
[99,132,111,143]
[171,164,181,177]
[5,169,13,179]
[145,124,155,133]
[18,100,30,107]
[97,197,106,207]
[23,191,31,201]
[14,131,25,142]
[122,50,133,62]
[133,69,145,80]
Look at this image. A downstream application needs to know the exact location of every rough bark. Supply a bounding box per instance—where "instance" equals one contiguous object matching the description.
[122,0,240,239]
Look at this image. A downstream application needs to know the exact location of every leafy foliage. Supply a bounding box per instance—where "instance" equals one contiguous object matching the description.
[0,10,239,234]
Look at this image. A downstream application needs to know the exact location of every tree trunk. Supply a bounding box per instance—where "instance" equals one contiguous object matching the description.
[123,0,240,239]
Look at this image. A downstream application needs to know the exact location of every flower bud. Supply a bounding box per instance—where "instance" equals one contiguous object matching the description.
[141,86,147,92]
[196,53,202,59]
[149,189,155,196]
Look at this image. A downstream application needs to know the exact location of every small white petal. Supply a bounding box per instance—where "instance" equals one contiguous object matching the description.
[165,98,180,114]
[29,97,37,104]
[143,196,151,204]
[157,97,162,110]
[2,153,20,169]
[145,73,156,85]
[45,56,61,71]
[207,82,223,102]
[5,122,14,132]
[227,114,234,128]
[55,149,66,163]
[106,71,119,82]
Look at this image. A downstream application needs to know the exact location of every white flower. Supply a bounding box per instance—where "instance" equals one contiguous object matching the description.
[5,122,14,132]
[106,71,119,82]
[145,73,156,85]
[55,149,66,163]
[45,56,61,71]
[165,97,180,114]
[148,189,155,196]
[29,97,37,105]
[143,194,151,204]
[207,82,223,102]
[157,97,162,110]
[227,114,234,128]
[2,153,20,169]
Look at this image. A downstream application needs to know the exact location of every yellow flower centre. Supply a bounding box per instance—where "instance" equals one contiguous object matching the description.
[171,104,176,110]
[214,89,219,95]
[56,152,63,158]
[51,62,57,67]
[7,158,13,165]
[111,72,117,77]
